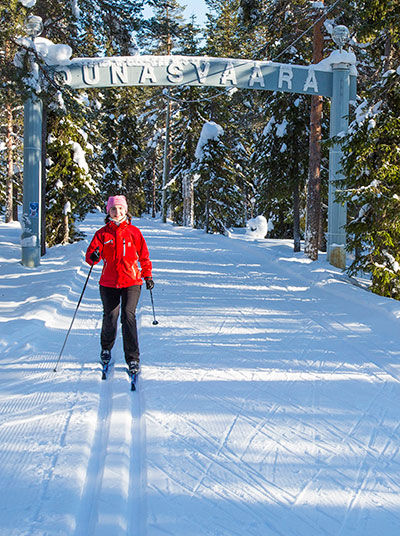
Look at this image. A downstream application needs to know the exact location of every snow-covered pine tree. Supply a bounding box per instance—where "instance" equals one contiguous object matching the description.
[244,1,325,251]
[0,74,24,223]
[238,0,263,26]
[335,2,400,298]
[32,0,144,244]
[193,122,242,234]
[139,0,189,221]
[166,15,204,227]
[137,88,165,217]
[0,0,30,222]
[217,85,259,228]
[46,110,97,245]
[141,119,162,217]
[73,0,146,214]
[98,87,145,216]
[253,93,312,249]
[28,0,91,249]
[76,0,143,57]
[205,0,247,58]
[142,0,185,54]
[230,128,255,226]
[338,72,400,298]
[197,0,258,232]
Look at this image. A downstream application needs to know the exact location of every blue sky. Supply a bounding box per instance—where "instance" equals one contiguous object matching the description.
[144,1,209,26]
[182,0,209,25]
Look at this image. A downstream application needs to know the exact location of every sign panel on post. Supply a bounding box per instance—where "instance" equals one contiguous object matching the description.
[53,55,357,100]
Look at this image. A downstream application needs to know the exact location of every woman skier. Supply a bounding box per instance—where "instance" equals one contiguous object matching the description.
[86,195,154,375]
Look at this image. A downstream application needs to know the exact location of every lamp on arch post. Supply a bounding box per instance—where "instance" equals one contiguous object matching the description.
[327,25,351,270]
[21,15,43,267]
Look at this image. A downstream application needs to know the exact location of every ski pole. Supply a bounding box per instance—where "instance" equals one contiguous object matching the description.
[54,263,94,372]
[149,288,159,325]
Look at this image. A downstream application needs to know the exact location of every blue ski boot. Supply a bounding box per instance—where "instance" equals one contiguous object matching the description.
[127,360,140,391]
[101,349,111,380]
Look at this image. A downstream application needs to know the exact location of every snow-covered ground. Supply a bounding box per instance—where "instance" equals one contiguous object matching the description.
[1,212,400,536]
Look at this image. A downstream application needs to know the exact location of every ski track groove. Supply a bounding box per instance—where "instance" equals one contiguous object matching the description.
[235,297,400,516]
[337,417,400,534]
[127,308,146,536]
[147,454,289,536]
[310,309,400,384]
[191,397,247,497]
[294,305,400,522]
[73,363,115,536]
[26,377,86,536]
[148,410,306,512]
[74,303,146,536]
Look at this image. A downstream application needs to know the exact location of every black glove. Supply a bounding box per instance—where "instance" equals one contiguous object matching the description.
[145,277,154,290]
[89,247,100,264]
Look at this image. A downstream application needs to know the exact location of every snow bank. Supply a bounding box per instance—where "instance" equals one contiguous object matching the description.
[245,215,270,239]
[195,121,224,161]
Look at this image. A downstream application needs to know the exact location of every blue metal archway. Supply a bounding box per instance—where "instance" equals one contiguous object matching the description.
[22,54,356,267]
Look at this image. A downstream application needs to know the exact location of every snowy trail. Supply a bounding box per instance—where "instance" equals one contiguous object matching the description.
[1,213,400,536]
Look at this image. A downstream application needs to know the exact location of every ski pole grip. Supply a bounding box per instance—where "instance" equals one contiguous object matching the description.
[90,247,100,263]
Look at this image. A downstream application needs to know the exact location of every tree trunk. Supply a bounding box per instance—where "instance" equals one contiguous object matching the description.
[242,185,247,227]
[161,92,171,223]
[13,168,22,221]
[5,101,14,223]
[182,94,196,227]
[182,172,194,226]
[161,9,172,223]
[293,177,301,252]
[318,203,326,251]
[205,190,210,233]
[13,189,19,221]
[151,158,157,218]
[62,208,69,244]
[305,4,324,261]
[383,30,393,71]
[305,93,323,259]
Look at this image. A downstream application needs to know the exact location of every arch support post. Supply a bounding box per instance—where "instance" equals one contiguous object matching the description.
[21,95,42,267]
[327,63,350,269]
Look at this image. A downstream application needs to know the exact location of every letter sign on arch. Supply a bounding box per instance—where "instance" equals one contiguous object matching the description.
[52,55,356,98]
[22,54,356,268]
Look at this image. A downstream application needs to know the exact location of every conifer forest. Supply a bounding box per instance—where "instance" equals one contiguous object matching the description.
[1,0,400,298]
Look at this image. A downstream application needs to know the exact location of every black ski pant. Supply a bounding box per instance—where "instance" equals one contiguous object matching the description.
[99,284,141,364]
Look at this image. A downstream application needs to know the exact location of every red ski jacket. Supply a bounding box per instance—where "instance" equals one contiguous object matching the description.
[86,220,152,288]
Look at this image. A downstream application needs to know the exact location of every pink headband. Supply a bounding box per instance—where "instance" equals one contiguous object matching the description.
[106,195,128,213]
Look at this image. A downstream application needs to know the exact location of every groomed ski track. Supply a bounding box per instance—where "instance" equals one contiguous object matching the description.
[0,212,400,536]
